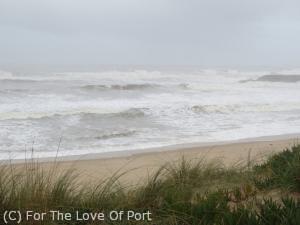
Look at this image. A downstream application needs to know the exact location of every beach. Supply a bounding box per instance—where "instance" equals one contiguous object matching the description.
[12,135,297,185]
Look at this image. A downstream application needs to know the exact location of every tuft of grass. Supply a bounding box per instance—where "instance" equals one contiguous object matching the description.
[253,145,300,192]
[0,162,79,211]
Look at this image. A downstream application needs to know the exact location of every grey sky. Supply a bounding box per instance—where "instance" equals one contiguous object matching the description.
[1,0,300,68]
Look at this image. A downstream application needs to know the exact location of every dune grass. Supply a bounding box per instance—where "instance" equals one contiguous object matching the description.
[0,145,299,224]
[253,145,300,192]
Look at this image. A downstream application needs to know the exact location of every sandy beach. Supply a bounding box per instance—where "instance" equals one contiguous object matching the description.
[11,135,297,185]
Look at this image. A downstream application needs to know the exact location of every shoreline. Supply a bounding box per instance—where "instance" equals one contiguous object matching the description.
[4,132,300,164]
[6,133,300,184]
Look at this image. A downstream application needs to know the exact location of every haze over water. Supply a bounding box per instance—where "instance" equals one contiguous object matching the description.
[1,68,300,159]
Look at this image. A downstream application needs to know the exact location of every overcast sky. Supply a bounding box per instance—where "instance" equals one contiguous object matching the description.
[1,0,300,68]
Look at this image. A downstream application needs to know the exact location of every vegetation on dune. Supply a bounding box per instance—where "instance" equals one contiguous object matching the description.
[254,145,300,192]
[0,145,299,224]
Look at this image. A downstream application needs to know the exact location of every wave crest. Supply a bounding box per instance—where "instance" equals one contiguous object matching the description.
[0,107,149,121]
[113,108,147,118]
[191,103,300,114]
[96,130,136,140]
[241,75,300,83]
[191,105,235,114]
[81,83,160,91]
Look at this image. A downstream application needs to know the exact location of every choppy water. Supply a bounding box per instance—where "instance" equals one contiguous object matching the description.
[1,69,300,159]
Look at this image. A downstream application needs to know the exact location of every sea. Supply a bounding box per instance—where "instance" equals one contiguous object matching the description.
[1,68,300,159]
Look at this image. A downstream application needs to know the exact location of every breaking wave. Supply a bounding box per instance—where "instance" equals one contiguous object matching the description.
[80,108,148,120]
[0,79,40,84]
[81,83,161,91]
[80,83,190,91]
[114,108,148,118]
[0,107,148,121]
[190,103,300,114]
[241,75,300,83]
[96,130,136,140]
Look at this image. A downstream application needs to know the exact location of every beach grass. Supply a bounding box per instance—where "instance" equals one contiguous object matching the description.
[0,145,299,224]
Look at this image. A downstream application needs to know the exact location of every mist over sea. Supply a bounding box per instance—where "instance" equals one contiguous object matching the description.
[1,69,300,159]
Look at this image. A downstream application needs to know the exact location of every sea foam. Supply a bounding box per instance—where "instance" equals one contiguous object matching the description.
[1,69,300,159]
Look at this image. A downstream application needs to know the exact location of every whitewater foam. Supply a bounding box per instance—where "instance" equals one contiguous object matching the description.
[1,68,300,159]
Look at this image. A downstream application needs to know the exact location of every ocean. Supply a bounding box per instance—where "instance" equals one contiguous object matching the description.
[1,68,300,159]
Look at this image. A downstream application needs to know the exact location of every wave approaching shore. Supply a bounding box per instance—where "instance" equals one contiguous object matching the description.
[1,69,300,159]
